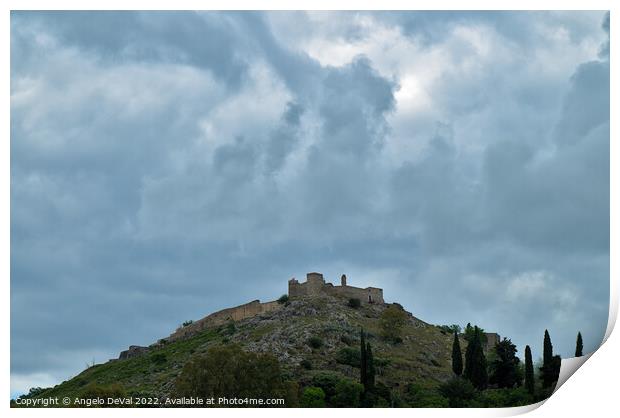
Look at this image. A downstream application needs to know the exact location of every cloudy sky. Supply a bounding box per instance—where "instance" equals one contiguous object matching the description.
[10,11,609,396]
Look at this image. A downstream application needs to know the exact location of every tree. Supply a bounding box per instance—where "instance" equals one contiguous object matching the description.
[24,387,47,398]
[575,332,583,357]
[366,342,375,391]
[448,324,462,334]
[440,324,462,334]
[540,330,555,389]
[360,328,367,387]
[463,326,488,390]
[464,322,487,345]
[551,355,561,384]
[301,387,326,407]
[175,344,287,401]
[311,372,340,402]
[524,345,535,395]
[489,338,521,388]
[452,332,463,376]
[331,379,364,407]
[379,305,408,342]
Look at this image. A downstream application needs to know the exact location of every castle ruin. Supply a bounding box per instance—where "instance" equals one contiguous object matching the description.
[161,272,381,347]
[288,272,384,304]
[115,271,502,362]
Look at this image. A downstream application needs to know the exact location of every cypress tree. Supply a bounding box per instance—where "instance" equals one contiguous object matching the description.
[540,329,554,388]
[360,328,367,387]
[366,342,375,391]
[575,332,583,357]
[452,331,463,376]
[464,323,473,342]
[464,326,488,390]
[551,355,562,385]
[464,327,475,379]
[473,327,488,390]
[524,345,534,395]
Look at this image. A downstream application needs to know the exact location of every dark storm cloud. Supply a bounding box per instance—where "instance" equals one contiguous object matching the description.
[599,11,610,59]
[11,11,609,394]
[263,102,304,174]
[11,11,248,88]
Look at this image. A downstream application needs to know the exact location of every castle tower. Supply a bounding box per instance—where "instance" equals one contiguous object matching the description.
[341,274,347,286]
[305,272,325,295]
[288,277,300,297]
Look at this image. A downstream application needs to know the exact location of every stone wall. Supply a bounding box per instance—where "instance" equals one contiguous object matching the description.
[330,285,385,304]
[166,299,282,342]
[118,345,149,360]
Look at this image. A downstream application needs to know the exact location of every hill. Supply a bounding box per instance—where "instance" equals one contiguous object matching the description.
[22,293,463,404]
[15,272,547,408]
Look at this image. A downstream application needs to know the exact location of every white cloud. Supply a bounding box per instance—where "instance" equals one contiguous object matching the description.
[506,271,550,301]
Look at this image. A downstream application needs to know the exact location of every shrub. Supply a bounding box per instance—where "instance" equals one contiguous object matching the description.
[182,320,193,327]
[220,321,236,336]
[347,298,361,308]
[331,379,364,407]
[340,334,354,345]
[78,383,127,407]
[405,383,450,408]
[311,373,340,401]
[373,356,391,373]
[277,294,289,304]
[301,387,326,407]
[438,377,476,407]
[307,336,324,349]
[372,381,392,405]
[475,388,534,407]
[336,347,361,367]
[150,353,167,366]
[411,392,449,407]
[300,359,313,370]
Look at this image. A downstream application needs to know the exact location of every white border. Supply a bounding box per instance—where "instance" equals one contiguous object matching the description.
[3,1,616,417]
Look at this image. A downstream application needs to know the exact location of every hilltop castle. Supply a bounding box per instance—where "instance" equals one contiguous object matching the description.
[289,272,384,304]
[118,272,499,360]
[161,272,382,345]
